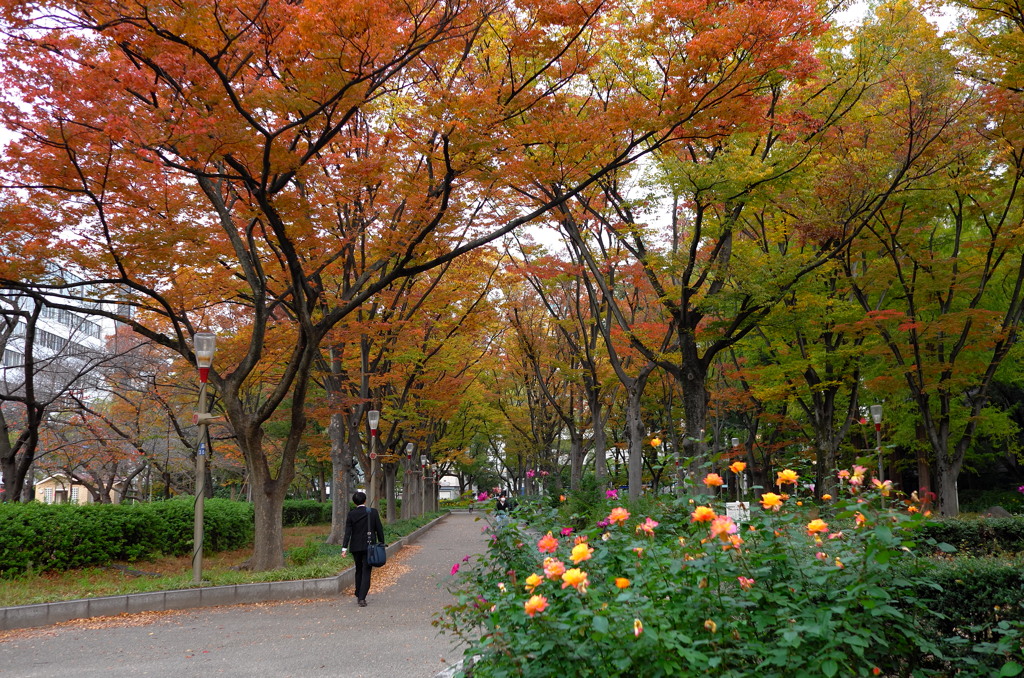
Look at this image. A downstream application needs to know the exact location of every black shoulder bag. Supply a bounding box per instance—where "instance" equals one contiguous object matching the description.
[366,508,387,567]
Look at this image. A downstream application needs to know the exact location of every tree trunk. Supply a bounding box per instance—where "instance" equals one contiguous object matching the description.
[591,397,607,484]
[810,394,841,501]
[326,413,350,545]
[0,412,37,503]
[625,366,654,501]
[677,344,710,479]
[233,412,296,571]
[934,458,960,517]
[0,456,16,502]
[932,428,964,517]
[569,430,584,491]
[814,436,840,501]
[317,465,327,503]
[916,445,933,499]
[402,463,420,519]
[250,480,287,570]
[20,460,34,502]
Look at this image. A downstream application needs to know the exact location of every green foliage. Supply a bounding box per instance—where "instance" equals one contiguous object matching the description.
[1,510,449,606]
[959,489,1024,516]
[442,491,479,510]
[199,500,255,552]
[914,516,1024,556]
[281,499,332,526]
[907,556,1024,675]
[439,472,1024,677]
[912,555,1024,631]
[0,499,254,577]
[561,474,605,531]
[286,537,325,566]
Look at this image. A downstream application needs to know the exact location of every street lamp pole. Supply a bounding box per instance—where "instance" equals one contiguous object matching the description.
[192,332,217,585]
[420,455,428,516]
[870,404,884,481]
[404,442,415,519]
[367,409,380,508]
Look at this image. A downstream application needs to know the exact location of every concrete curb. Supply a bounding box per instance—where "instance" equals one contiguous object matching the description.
[0,511,451,632]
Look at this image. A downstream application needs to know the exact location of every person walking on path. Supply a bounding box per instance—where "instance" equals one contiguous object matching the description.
[341,491,386,607]
[0,511,489,678]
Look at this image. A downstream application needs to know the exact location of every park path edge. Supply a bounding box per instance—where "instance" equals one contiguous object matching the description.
[0,511,453,632]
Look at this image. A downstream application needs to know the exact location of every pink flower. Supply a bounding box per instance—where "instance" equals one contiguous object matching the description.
[709,516,738,542]
[526,469,536,478]
[738,576,755,590]
[560,527,574,537]
[477,491,489,501]
[635,517,659,536]
[543,558,566,580]
[606,489,619,499]
[537,532,559,554]
[450,563,460,575]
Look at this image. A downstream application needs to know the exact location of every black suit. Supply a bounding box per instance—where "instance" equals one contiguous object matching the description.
[343,505,385,601]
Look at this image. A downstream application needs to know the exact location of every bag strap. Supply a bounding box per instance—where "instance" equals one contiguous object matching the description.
[366,507,376,545]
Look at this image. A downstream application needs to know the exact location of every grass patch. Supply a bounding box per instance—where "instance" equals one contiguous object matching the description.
[0,511,445,607]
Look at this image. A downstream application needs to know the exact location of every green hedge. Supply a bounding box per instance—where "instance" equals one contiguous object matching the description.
[281,499,332,526]
[906,556,1024,674]
[915,556,1024,630]
[959,489,1024,515]
[0,498,350,577]
[914,516,1024,555]
[0,499,254,577]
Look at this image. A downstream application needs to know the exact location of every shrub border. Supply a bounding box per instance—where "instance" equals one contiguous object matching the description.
[0,511,450,631]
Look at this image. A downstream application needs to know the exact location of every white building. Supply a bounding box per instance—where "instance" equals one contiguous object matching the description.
[1,266,117,499]
[1,266,111,402]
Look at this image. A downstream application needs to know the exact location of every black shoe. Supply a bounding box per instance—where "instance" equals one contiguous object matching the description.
[358,599,367,607]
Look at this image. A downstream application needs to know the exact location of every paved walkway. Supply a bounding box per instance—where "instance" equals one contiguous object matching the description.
[0,512,491,678]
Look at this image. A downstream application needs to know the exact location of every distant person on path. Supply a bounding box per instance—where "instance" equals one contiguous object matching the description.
[494,491,513,529]
[341,491,386,607]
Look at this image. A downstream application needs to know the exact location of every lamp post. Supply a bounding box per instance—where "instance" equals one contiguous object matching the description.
[420,455,429,516]
[870,404,884,481]
[192,332,217,585]
[404,443,415,519]
[429,464,437,512]
[367,409,380,507]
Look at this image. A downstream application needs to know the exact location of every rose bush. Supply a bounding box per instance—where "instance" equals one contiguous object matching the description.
[437,468,1024,677]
